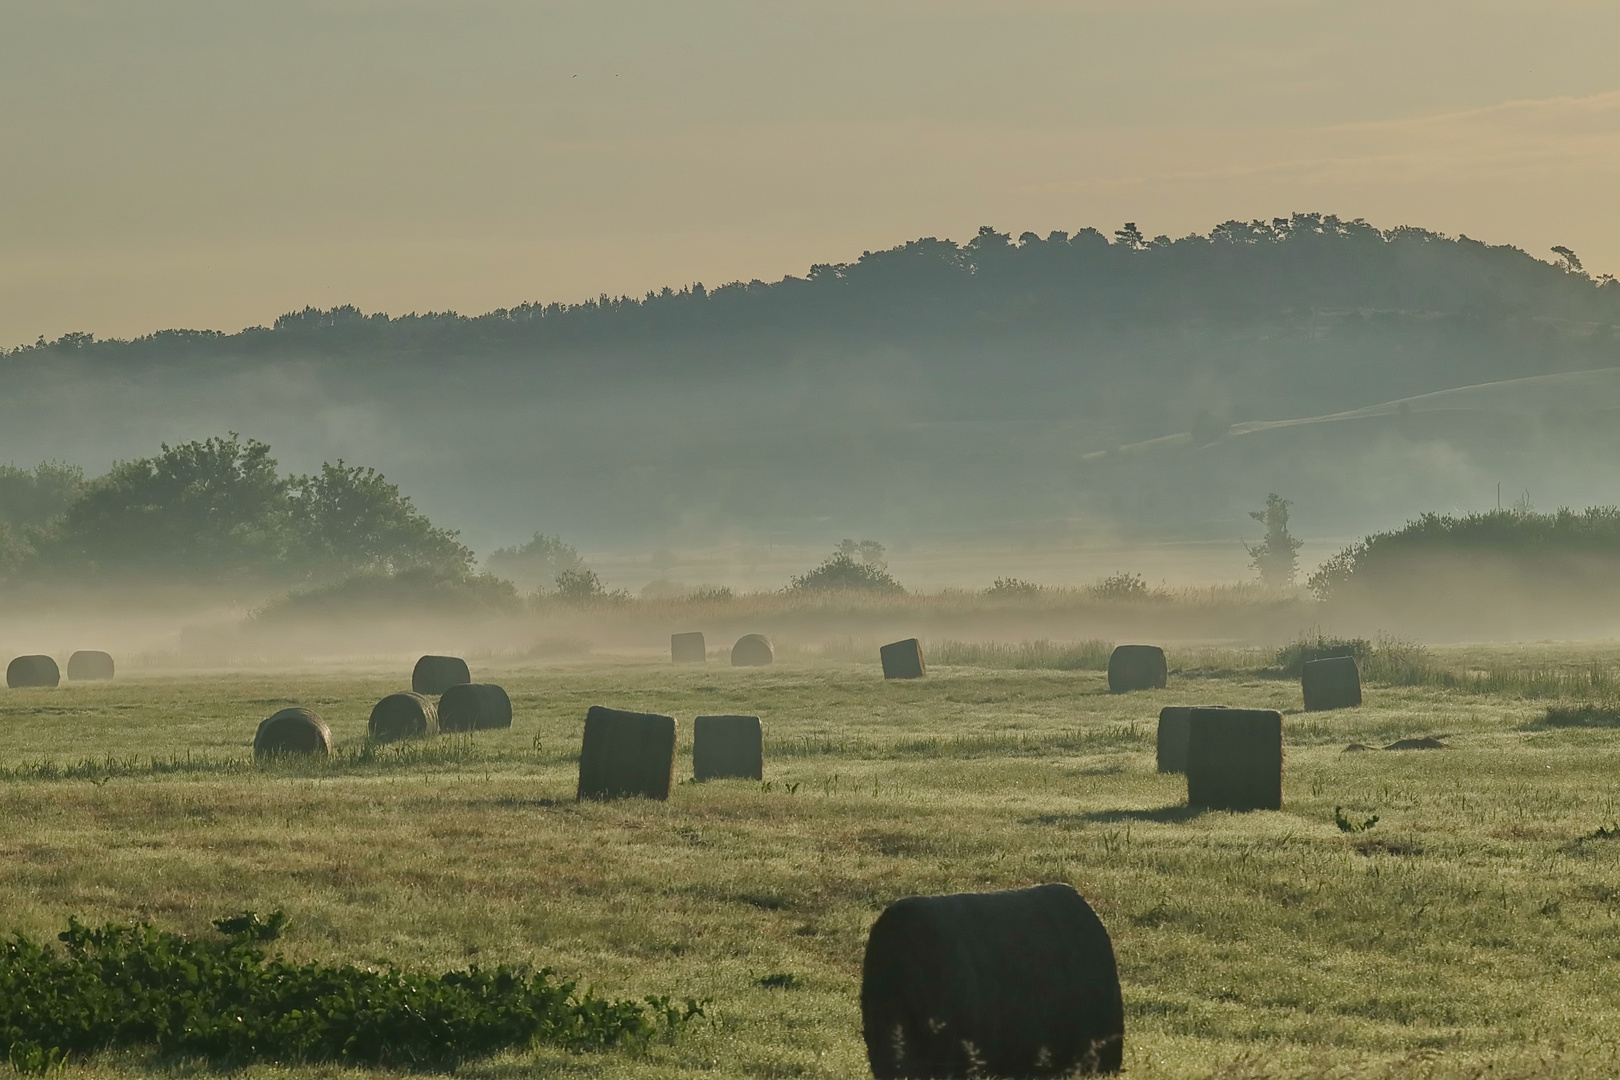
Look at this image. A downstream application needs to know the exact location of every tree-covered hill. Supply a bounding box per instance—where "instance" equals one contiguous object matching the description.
[3,214,1618,552]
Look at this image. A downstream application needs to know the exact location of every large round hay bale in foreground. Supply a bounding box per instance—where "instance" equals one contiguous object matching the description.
[1156,705,1226,773]
[578,706,677,800]
[1302,655,1362,711]
[1106,645,1166,692]
[1186,708,1282,812]
[66,650,115,681]
[880,638,926,680]
[437,683,513,732]
[861,883,1123,1077]
[671,632,706,663]
[6,655,59,688]
[731,634,774,667]
[254,708,332,757]
[368,692,438,742]
[693,714,763,781]
[411,654,471,695]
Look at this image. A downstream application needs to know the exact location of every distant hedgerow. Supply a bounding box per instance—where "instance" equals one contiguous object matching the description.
[0,913,703,1072]
[1308,506,1620,601]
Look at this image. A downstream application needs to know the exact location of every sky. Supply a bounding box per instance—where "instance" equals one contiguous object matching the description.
[4,0,1620,347]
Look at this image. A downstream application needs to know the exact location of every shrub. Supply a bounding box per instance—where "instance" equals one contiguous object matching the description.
[554,567,630,603]
[984,577,1042,598]
[1090,572,1151,601]
[1273,634,1372,677]
[789,553,904,594]
[0,913,702,1071]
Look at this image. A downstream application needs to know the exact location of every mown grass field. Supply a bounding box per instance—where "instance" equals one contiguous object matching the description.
[4,646,1620,1078]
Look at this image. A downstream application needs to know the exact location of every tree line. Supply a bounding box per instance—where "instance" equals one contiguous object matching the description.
[0,435,471,586]
[9,214,1614,366]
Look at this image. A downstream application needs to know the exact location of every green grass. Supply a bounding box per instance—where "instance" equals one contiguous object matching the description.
[5,650,1620,1077]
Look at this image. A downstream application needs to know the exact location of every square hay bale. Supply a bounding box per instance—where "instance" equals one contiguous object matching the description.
[693,714,763,781]
[1156,705,1227,773]
[1107,644,1166,692]
[578,706,678,800]
[879,638,926,679]
[1186,708,1282,812]
[1302,655,1362,711]
[671,632,707,663]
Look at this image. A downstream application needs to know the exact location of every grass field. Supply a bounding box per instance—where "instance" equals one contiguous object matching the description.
[5,646,1620,1078]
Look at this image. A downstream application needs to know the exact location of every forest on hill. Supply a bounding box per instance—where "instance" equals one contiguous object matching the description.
[2,214,1618,553]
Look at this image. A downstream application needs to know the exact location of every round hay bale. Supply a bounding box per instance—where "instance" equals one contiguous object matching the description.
[254,708,332,756]
[6,655,60,688]
[671,632,706,663]
[861,883,1123,1077]
[731,634,774,667]
[438,683,513,732]
[66,650,115,681]
[411,654,471,695]
[1301,655,1361,711]
[368,691,438,742]
[1106,645,1166,692]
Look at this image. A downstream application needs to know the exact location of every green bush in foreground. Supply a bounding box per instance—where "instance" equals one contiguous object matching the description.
[0,912,702,1073]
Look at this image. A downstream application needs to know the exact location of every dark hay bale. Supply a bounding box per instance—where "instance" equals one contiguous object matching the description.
[411,654,471,695]
[6,655,59,688]
[368,691,438,742]
[577,706,677,800]
[1106,645,1166,693]
[671,632,707,663]
[731,634,774,667]
[880,638,926,680]
[254,708,333,756]
[1301,655,1361,711]
[66,650,114,681]
[1155,705,1226,773]
[437,683,513,732]
[860,882,1123,1078]
[693,714,763,781]
[1186,708,1282,812]
[1384,736,1448,751]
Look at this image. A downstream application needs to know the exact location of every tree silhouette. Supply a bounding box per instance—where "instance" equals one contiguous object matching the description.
[1246,494,1304,588]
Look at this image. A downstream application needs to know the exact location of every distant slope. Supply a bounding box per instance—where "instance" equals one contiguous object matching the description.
[2,214,1619,553]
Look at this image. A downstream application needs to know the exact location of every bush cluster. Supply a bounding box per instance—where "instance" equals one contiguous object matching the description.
[0,913,702,1073]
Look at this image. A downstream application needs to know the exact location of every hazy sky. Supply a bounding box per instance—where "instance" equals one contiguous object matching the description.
[4,0,1619,347]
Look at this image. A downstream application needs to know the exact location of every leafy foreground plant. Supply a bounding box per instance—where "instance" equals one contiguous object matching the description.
[0,912,703,1073]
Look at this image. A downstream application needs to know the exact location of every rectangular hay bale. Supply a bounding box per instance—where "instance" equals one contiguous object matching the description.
[693,714,764,781]
[671,632,706,663]
[879,638,926,679]
[577,706,678,800]
[1186,708,1282,811]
